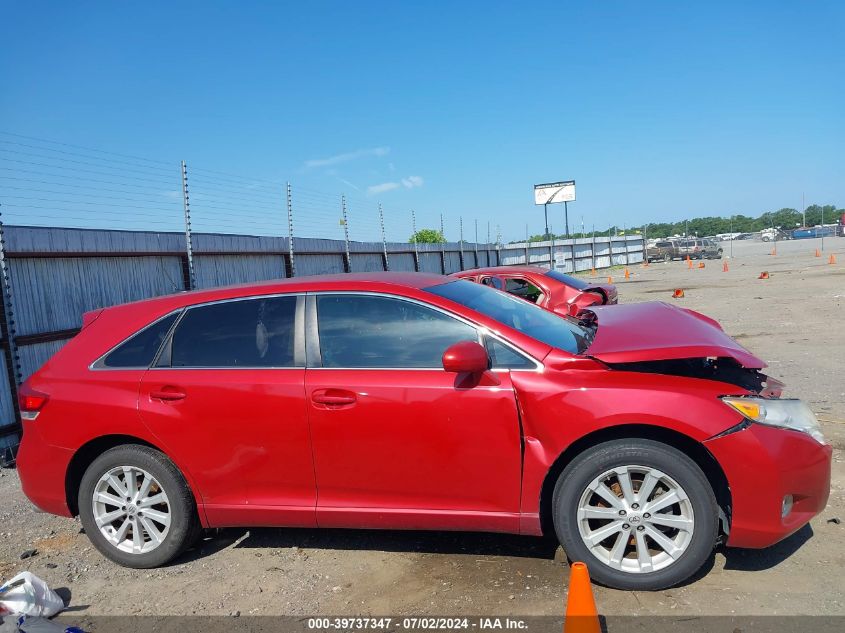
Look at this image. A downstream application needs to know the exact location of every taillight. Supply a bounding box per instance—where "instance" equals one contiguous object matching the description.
[18,386,49,420]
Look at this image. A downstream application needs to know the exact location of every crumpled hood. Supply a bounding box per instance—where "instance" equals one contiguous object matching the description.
[583,302,766,369]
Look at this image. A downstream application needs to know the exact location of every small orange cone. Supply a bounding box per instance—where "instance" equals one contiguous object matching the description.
[564,562,600,633]
[830,254,837,265]
[722,260,729,272]
[759,271,770,279]
[815,249,821,257]
[624,268,630,280]
[607,276,613,283]
[698,261,705,269]
[686,255,692,269]
[672,288,685,298]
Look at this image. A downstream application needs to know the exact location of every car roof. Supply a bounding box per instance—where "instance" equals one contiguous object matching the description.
[455,265,552,276]
[103,271,451,314]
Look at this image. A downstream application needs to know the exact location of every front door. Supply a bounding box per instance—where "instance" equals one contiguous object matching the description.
[305,293,524,533]
[138,294,316,527]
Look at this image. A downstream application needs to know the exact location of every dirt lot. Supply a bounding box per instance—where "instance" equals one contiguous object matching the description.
[1,237,843,621]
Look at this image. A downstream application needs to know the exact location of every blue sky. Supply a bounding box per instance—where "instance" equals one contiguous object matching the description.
[1,1,843,242]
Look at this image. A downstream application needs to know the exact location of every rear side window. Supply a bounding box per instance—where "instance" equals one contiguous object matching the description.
[316,294,478,368]
[102,313,178,368]
[656,241,672,248]
[170,296,297,368]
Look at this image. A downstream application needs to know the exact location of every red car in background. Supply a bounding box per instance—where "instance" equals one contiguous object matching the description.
[452,265,618,315]
[16,273,830,590]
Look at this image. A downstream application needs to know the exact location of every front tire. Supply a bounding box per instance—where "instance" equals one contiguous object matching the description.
[78,445,199,568]
[552,439,718,590]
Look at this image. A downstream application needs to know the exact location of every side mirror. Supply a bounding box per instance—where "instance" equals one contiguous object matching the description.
[442,341,489,374]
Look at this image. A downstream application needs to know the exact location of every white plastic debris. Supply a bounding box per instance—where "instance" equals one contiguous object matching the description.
[0,572,64,618]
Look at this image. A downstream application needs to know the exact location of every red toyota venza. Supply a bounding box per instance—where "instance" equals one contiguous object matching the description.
[452,266,617,314]
[16,273,830,590]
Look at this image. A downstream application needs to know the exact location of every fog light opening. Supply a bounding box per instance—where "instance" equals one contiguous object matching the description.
[781,494,794,518]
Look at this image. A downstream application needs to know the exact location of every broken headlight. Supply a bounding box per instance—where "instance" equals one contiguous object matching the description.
[721,397,826,445]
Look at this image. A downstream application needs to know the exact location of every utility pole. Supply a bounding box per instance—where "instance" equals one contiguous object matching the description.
[379,203,389,271]
[180,160,196,290]
[341,195,352,273]
[286,182,296,277]
[411,209,420,271]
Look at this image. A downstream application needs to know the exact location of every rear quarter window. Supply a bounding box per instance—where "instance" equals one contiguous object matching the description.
[100,312,179,368]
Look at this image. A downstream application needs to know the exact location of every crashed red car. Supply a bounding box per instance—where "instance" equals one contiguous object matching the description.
[16,273,830,590]
[452,265,617,314]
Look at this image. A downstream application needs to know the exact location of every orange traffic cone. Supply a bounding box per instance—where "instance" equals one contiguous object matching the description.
[564,562,600,633]
[686,255,692,269]
[722,260,729,272]
[830,254,837,265]
[607,276,613,283]
[759,271,770,279]
[815,249,821,257]
[624,268,630,280]
[698,262,705,269]
[672,288,685,298]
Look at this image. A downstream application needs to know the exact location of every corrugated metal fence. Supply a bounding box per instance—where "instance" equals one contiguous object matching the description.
[0,225,642,463]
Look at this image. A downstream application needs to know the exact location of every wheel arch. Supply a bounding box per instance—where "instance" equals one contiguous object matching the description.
[64,434,197,518]
[537,424,731,538]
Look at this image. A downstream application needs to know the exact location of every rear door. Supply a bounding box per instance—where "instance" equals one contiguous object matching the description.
[305,292,524,532]
[138,294,316,527]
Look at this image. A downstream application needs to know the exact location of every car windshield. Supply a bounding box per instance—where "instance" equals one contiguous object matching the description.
[545,269,590,290]
[426,280,592,355]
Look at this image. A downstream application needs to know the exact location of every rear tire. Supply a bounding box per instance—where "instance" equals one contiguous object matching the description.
[78,444,199,568]
[552,439,718,590]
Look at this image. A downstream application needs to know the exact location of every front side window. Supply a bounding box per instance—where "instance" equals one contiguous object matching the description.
[505,278,542,303]
[486,337,535,369]
[426,280,591,355]
[169,296,297,368]
[101,313,178,368]
[316,294,478,368]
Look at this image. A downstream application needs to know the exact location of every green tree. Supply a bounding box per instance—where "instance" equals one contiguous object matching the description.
[409,228,446,243]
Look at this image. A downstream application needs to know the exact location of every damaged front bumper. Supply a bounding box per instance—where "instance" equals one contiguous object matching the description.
[704,422,832,548]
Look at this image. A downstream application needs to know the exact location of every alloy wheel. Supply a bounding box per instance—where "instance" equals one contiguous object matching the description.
[576,464,695,573]
[92,466,172,554]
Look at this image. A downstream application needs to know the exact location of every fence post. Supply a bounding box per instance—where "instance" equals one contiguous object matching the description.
[341,195,352,273]
[439,213,446,273]
[286,182,296,277]
[496,225,502,266]
[379,203,390,271]
[411,209,420,272]
[549,230,555,270]
[0,209,22,462]
[180,160,196,290]
[524,224,530,265]
[474,219,479,266]
[458,217,465,270]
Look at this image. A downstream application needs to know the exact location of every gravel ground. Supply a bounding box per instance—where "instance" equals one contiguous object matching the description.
[1,237,843,620]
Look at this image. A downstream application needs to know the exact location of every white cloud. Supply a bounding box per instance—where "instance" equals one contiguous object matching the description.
[367,182,402,195]
[401,176,424,188]
[366,175,424,196]
[304,146,390,169]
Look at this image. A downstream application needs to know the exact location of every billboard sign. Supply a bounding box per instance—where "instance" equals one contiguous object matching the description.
[534,180,575,205]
